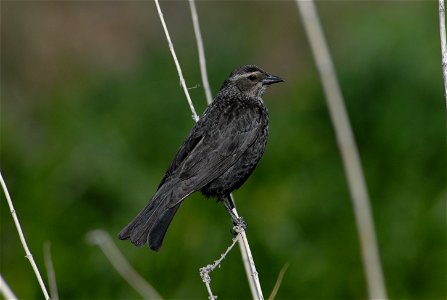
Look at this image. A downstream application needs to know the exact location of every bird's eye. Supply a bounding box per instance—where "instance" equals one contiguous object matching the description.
[248,74,257,81]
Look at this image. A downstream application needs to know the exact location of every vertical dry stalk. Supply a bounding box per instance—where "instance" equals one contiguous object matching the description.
[189,0,213,105]
[238,228,263,299]
[87,229,162,299]
[295,1,387,299]
[0,172,50,300]
[154,1,264,298]
[0,274,17,300]
[43,242,59,300]
[199,234,239,300]
[439,0,447,106]
[230,195,264,299]
[154,0,199,122]
[267,263,289,300]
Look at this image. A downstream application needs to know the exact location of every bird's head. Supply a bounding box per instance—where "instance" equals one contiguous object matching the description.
[220,65,284,99]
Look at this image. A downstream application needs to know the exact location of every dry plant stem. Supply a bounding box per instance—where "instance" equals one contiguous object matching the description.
[296,1,387,299]
[0,274,17,300]
[202,280,215,300]
[199,234,239,300]
[439,0,447,106]
[86,229,162,300]
[238,230,263,299]
[267,263,289,300]
[230,194,264,300]
[154,0,199,122]
[189,0,213,105]
[43,241,59,300]
[0,172,50,300]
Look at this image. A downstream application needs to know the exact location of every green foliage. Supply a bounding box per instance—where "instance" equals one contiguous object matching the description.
[1,1,444,299]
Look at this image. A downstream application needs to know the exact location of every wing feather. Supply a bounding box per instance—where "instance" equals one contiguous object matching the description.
[159,102,263,208]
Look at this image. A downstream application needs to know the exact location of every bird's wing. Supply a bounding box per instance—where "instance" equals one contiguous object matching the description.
[161,103,264,206]
[156,129,204,189]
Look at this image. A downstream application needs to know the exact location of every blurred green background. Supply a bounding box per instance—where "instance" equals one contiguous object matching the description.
[1,1,445,299]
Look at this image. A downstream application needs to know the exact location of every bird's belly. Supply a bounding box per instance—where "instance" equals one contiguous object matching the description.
[200,130,268,199]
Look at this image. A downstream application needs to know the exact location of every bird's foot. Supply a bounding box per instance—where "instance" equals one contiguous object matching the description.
[230,217,247,236]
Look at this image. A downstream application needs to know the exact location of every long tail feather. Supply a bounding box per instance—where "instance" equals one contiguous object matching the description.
[148,203,181,251]
[118,179,182,250]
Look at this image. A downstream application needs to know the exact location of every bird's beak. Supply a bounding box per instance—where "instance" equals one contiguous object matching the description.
[262,73,285,85]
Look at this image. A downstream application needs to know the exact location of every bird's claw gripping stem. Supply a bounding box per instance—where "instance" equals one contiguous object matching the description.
[231,217,247,236]
[223,196,247,235]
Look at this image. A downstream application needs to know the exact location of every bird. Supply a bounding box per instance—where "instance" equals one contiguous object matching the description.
[118,65,284,251]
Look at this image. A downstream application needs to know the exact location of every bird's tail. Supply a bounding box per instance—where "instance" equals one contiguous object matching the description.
[118,180,182,251]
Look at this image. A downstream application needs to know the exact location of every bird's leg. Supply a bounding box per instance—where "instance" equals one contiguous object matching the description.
[223,196,247,234]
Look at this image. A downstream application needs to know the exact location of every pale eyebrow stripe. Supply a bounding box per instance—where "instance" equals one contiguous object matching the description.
[231,72,259,81]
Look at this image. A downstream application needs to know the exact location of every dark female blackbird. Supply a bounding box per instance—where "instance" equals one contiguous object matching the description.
[118,65,283,251]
